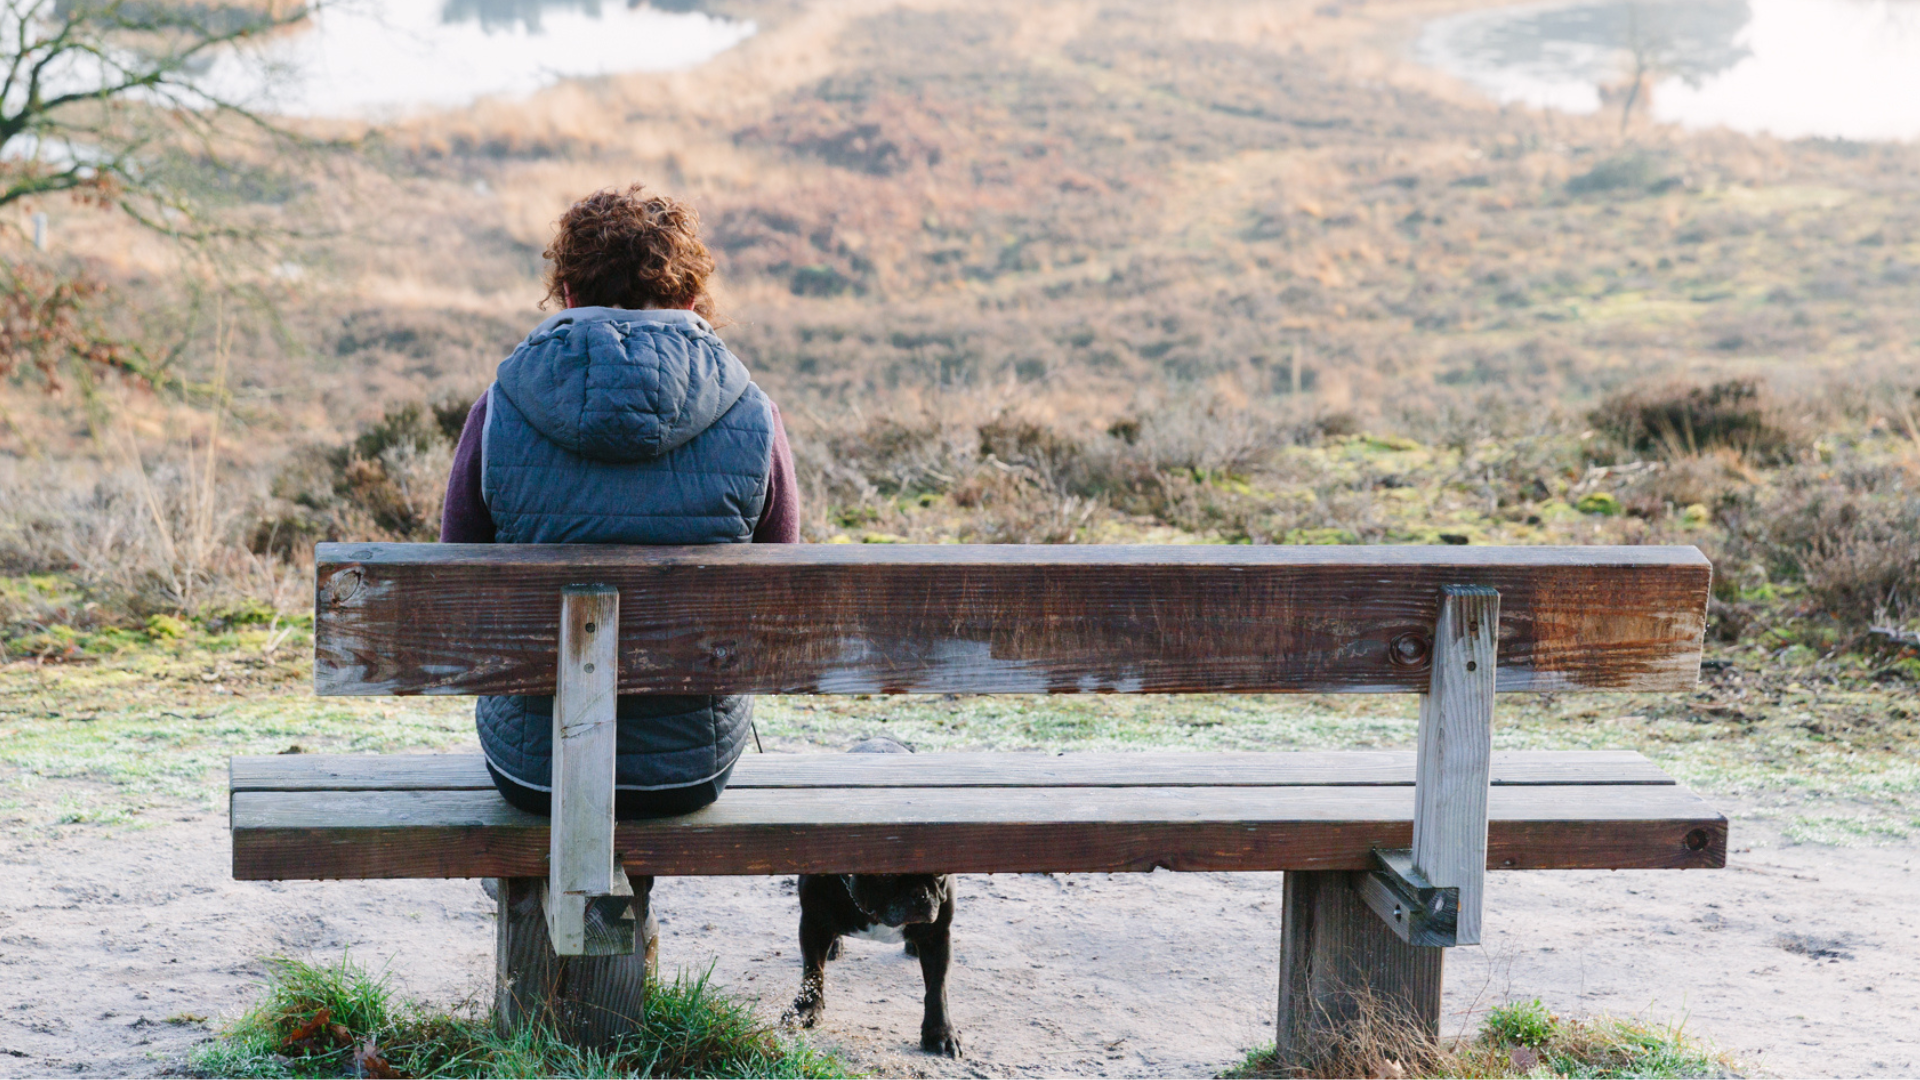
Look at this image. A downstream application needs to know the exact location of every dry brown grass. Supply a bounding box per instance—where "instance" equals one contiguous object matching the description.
[0,449,301,631]
[4,0,1920,657]
[1227,991,1737,1080]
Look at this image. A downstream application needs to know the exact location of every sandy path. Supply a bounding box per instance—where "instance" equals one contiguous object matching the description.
[0,803,1915,1078]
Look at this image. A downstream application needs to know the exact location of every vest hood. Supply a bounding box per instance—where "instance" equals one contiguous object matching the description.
[493,306,750,464]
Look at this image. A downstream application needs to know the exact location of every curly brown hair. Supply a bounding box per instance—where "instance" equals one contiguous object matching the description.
[542,184,718,321]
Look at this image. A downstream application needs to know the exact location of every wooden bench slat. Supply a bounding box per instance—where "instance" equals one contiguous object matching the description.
[313,543,1710,697]
[229,750,1678,793]
[230,784,1726,879]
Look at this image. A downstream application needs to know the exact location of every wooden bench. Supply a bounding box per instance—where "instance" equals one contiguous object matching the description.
[230,542,1724,1064]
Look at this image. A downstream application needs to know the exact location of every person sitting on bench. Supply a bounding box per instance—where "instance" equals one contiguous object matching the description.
[438,182,800,819]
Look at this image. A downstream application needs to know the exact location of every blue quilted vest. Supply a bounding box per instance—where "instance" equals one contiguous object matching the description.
[476,306,773,793]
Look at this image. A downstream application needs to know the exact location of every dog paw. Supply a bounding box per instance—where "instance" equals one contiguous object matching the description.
[902,939,918,958]
[785,995,824,1030]
[825,939,842,962]
[921,1026,962,1058]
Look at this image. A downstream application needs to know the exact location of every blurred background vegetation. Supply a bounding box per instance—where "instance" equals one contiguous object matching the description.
[1,0,1915,675]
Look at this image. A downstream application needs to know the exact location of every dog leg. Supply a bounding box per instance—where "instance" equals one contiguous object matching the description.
[788,908,839,1029]
[904,888,961,1058]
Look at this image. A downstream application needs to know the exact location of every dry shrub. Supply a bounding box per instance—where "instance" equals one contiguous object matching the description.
[1590,379,1801,464]
[255,399,467,554]
[1,262,138,390]
[1233,984,1441,1079]
[1611,450,1756,519]
[1805,524,1920,631]
[1287,990,1441,1080]
[790,392,1319,543]
[1722,459,1920,634]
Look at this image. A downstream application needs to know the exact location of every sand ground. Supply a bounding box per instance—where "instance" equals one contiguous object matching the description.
[0,796,1914,1078]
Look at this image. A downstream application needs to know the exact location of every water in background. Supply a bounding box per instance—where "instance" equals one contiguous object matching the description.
[204,0,755,118]
[1419,0,1920,142]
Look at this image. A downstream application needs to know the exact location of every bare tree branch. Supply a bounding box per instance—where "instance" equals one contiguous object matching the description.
[1,0,319,211]
[2,0,335,393]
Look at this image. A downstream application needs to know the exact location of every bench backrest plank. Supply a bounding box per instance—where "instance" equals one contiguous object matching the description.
[314,543,1709,697]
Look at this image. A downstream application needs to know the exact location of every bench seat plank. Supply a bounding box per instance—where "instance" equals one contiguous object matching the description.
[231,782,1725,880]
[313,543,1711,697]
[230,750,1677,793]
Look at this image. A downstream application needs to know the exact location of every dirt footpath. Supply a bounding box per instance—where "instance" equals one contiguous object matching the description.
[0,802,1915,1078]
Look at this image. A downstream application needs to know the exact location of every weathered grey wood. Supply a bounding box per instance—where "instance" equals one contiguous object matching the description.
[1357,849,1457,948]
[543,586,632,957]
[1412,586,1499,946]
[312,543,1711,697]
[231,782,1730,879]
[542,876,637,959]
[497,876,653,1050]
[1277,870,1443,1072]
[228,750,1681,793]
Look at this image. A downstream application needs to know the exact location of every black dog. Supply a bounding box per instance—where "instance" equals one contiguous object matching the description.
[788,737,961,1057]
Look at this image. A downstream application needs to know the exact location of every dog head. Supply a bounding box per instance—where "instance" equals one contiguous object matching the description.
[841,873,948,927]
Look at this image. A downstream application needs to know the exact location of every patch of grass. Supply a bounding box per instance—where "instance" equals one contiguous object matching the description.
[189,954,853,1080]
[0,626,473,825]
[1480,999,1556,1049]
[1459,1001,1734,1080]
[1782,812,1911,846]
[755,692,1419,754]
[1225,998,1735,1079]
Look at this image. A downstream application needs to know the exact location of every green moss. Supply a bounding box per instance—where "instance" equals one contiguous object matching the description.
[1575,492,1622,516]
[1281,526,1358,545]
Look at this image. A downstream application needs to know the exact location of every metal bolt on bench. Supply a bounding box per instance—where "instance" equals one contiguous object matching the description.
[233,543,1726,1058]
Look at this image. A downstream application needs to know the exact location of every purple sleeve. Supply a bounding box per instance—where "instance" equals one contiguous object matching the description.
[752,401,801,544]
[439,393,496,544]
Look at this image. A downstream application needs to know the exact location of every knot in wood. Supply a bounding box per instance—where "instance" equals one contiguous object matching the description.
[1683,828,1710,852]
[1387,632,1431,668]
[323,566,364,607]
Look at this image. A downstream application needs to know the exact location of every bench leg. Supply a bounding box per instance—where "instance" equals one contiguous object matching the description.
[496,875,658,1049]
[1276,870,1442,1072]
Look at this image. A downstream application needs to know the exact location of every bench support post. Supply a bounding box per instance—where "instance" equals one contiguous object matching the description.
[1277,870,1443,1071]
[1412,585,1498,946]
[544,585,636,958]
[498,876,657,1049]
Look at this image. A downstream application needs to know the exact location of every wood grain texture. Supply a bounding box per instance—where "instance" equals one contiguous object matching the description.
[1412,586,1498,946]
[551,588,620,902]
[229,750,1679,793]
[230,783,1729,880]
[497,876,651,1050]
[1277,871,1442,1071]
[311,543,1710,697]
